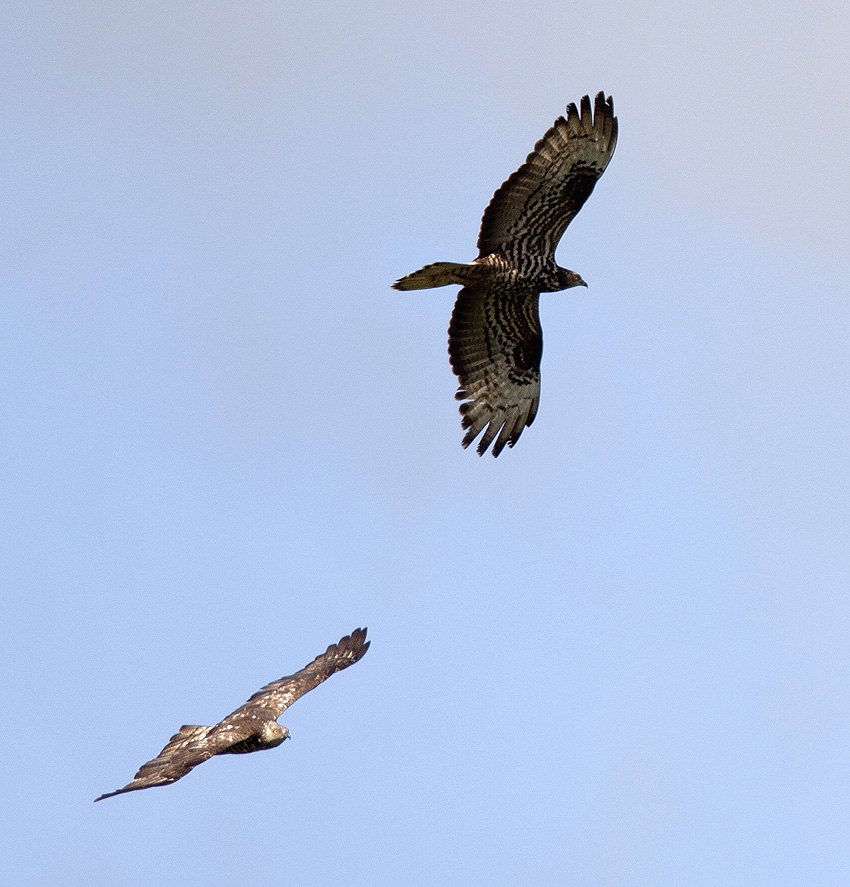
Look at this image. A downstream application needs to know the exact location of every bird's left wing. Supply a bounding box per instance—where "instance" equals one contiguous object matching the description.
[449,281,542,456]
[94,725,224,801]
[224,628,370,724]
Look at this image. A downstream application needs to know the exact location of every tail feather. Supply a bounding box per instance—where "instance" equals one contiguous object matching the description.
[393,262,484,291]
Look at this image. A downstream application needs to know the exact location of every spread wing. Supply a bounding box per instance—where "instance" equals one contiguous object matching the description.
[449,282,541,457]
[94,724,231,801]
[94,628,370,802]
[219,627,370,727]
[477,92,617,263]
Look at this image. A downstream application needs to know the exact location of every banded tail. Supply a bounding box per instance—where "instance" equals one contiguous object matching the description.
[393,261,488,291]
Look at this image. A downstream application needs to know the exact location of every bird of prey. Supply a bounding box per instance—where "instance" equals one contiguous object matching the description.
[94,628,369,801]
[394,92,617,456]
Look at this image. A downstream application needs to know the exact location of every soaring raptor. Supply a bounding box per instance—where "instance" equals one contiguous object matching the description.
[394,92,617,456]
[95,628,369,801]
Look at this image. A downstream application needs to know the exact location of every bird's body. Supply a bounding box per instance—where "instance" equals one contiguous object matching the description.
[95,628,369,801]
[395,92,617,456]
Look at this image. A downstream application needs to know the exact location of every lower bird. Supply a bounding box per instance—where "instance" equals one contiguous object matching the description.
[95,627,369,801]
[394,92,617,456]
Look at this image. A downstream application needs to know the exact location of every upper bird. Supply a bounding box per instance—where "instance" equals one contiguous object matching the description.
[95,628,369,801]
[394,92,617,456]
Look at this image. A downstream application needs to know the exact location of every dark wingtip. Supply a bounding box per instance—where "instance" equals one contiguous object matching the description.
[347,627,370,658]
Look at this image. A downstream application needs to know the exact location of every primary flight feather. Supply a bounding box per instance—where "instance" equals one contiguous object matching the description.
[394,92,617,456]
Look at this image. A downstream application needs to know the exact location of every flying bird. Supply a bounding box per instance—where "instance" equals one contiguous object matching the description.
[95,627,369,801]
[394,92,617,456]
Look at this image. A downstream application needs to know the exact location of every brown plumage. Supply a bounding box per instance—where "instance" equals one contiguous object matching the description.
[94,628,369,801]
[394,92,617,456]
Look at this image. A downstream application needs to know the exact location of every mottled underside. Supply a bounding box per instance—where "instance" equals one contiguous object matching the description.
[395,92,617,455]
[95,628,369,801]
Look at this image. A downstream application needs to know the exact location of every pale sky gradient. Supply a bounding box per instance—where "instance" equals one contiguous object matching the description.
[3,2,850,885]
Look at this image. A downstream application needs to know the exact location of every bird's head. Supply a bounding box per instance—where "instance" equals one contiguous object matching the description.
[262,722,290,747]
[555,267,588,290]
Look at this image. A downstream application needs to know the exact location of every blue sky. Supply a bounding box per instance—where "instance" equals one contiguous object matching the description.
[3,1,850,884]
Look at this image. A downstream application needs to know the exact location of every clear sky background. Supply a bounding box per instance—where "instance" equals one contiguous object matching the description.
[3,1,850,884]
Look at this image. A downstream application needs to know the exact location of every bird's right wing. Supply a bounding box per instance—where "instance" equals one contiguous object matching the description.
[476,92,617,264]
[226,628,370,723]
